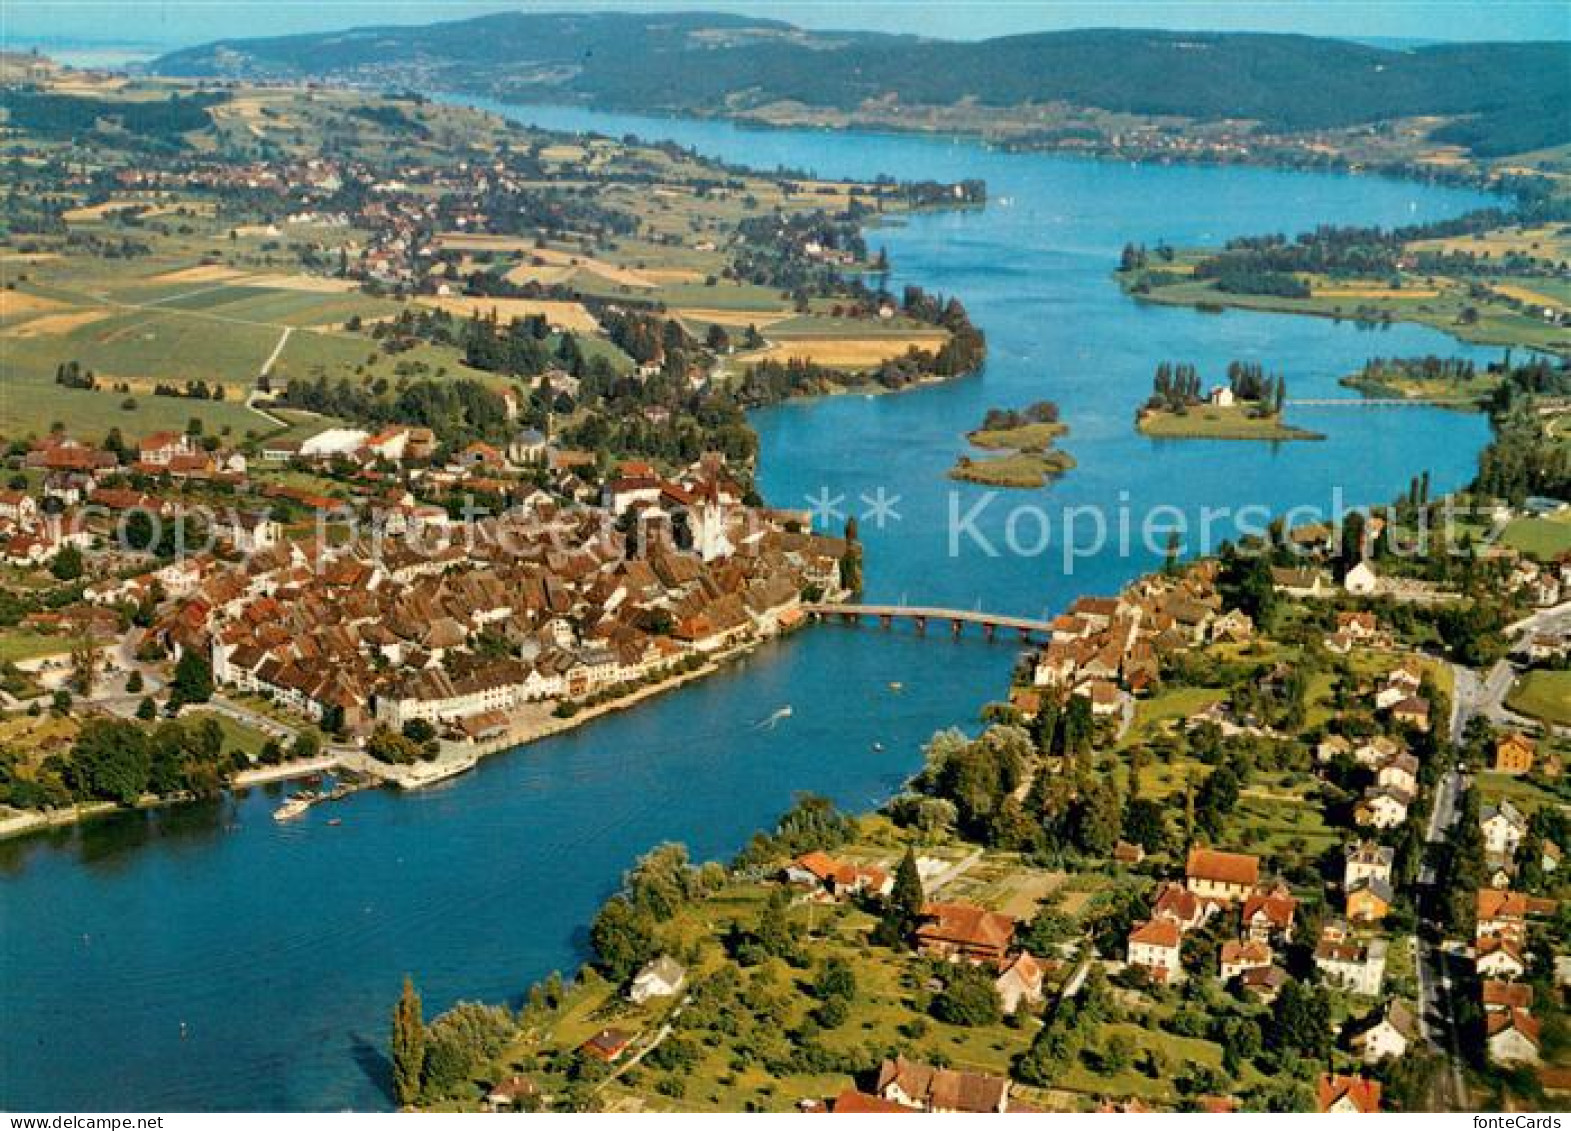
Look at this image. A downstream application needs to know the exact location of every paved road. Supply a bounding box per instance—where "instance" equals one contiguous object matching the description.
[1451,658,1540,737]
[1416,765,1470,1110]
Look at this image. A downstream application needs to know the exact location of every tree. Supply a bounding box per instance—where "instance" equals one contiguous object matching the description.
[50,544,84,580]
[169,649,213,707]
[70,638,98,697]
[588,895,656,980]
[65,718,150,805]
[931,963,1002,1027]
[1122,795,1169,853]
[135,696,157,721]
[1266,981,1332,1058]
[1069,778,1122,856]
[391,976,425,1108]
[877,846,926,946]
[290,730,322,762]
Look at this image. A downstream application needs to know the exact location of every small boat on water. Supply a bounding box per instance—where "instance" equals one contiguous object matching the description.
[327,818,342,827]
[273,792,315,822]
[756,705,793,730]
[872,742,885,752]
[889,682,903,692]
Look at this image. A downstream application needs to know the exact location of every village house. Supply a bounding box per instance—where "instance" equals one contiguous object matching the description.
[1349,999,1417,1064]
[1487,1010,1542,1066]
[1494,732,1538,775]
[1241,883,1298,943]
[1476,936,1528,981]
[1151,881,1210,932]
[1185,846,1259,904]
[875,1056,1012,1114]
[1219,939,1273,982]
[1314,923,1387,997]
[783,851,891,902]
[1346,877,1395,924]
[994,952,1046,1014]
[215,511,281,555]
[0,490,40,525]
[579,1028,633,1063]
[1317,1074,1382,1114]
[628,955,686,1004]
[1482,800,1528,858]
[484,1075,539,1112]
[1355,787,1410,830]
[137,430,195,466]
[1126,918,1183,983]
[1483,980,1534,1014]
[1344,840,1395,889]
[1476,890,1557,946]
[1271,566,1331,599]
[915,903,1015,966]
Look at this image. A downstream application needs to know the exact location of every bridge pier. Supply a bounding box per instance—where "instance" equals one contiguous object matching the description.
[950,618,963,637]
[879,614,892,629]
[983,622,996,641]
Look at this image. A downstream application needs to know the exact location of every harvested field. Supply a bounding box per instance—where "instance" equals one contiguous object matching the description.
[3,309,110,338]
[744,334,946,369]
[675,307,793,329]
[150,264,248,285]
[240,274,362,294]
[415,295,601,332]
[0,291,69,323]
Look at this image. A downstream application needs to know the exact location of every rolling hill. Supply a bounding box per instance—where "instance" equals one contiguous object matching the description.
[151,11,1570,153]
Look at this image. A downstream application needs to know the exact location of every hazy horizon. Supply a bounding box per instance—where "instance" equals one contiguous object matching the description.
[4,0,1568,54]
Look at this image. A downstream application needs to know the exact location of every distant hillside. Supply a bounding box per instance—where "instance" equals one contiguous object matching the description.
[151,11,1570,152]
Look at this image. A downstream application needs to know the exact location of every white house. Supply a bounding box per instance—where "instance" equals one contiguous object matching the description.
[1476,937,1528,980]
[300,428,370,459]
[1487,1010,1541,1066]
[1357,788,1409,830]
[1344,561,1379,595]
[1350,999,1416,1064]
[994,953,1045,1014]
[628,955,686,1004]
[1482,800,1528,858]
[219,511,281,555]
[1344,841,1395,890]
[1127,918,1183,983]
[1315,932,1387,997]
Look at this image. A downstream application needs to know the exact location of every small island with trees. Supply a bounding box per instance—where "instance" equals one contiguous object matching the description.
[1136,361,1323,442]
[949,401,1075,488]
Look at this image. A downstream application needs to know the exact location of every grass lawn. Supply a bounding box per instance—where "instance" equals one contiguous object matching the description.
[1475,771,1569,813]
[1136,405,1323,442]
[1507,670,1571,727]
[967,421,1068,452]
[0,632,79,664]
[1500,514,1571,560]
[949,449,1075,489]
[1120,687,1224,754]
[189,709,276,760]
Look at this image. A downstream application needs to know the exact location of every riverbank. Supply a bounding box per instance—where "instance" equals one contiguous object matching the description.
[1116,254,1571,359]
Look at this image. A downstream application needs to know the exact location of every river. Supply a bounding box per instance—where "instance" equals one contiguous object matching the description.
[0,104,1498,1110]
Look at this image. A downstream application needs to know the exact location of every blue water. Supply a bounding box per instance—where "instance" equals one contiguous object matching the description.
[0,104,1497,1110]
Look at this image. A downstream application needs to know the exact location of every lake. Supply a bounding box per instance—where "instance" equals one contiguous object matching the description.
[0,103,1496,1110]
